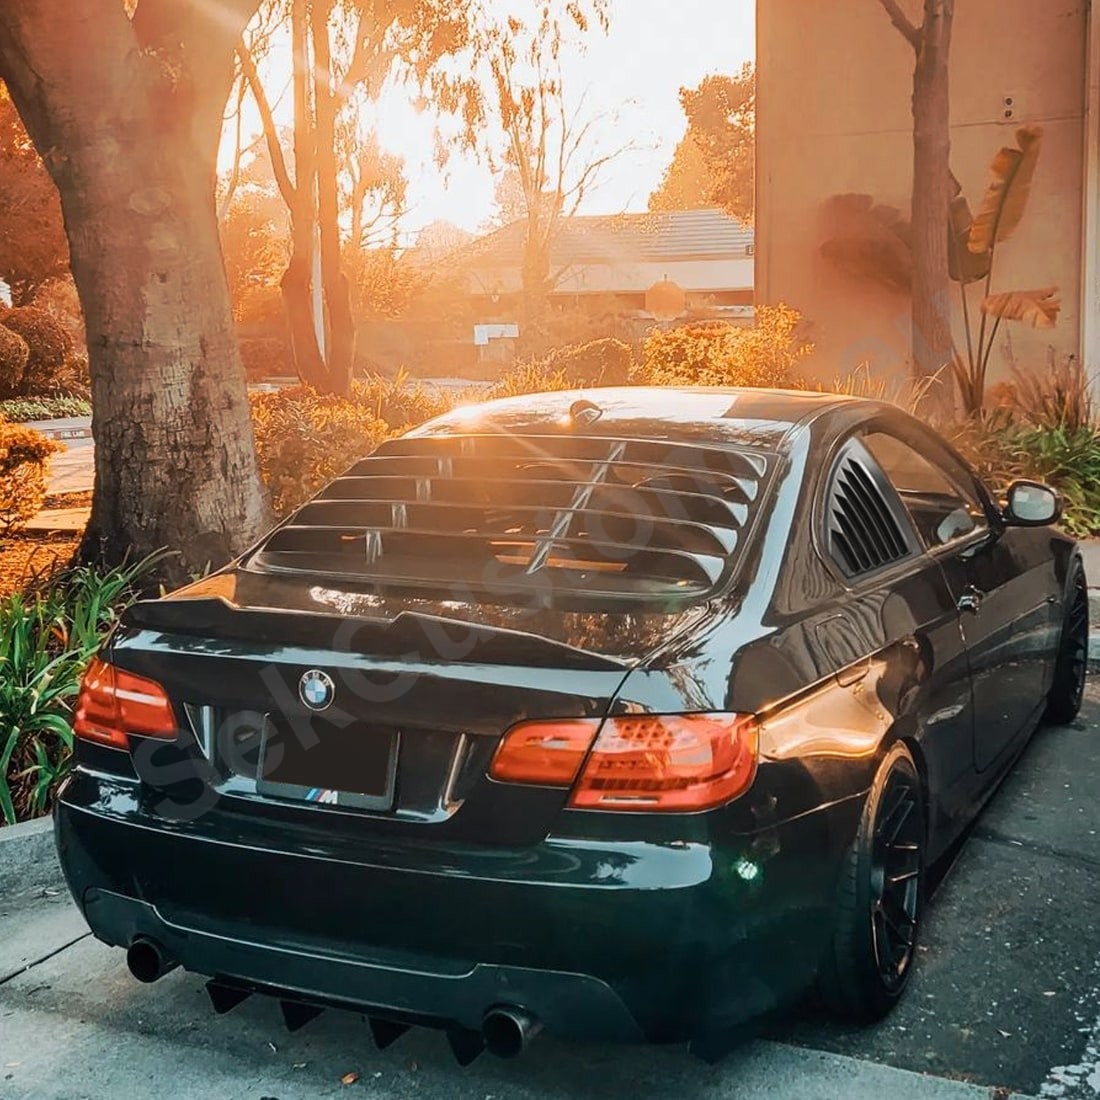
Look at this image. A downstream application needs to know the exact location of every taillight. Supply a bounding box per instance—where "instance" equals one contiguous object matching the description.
[569,713,758,812]
[490,712,759,812]
[489,718,601,785]
[73,656,177,749]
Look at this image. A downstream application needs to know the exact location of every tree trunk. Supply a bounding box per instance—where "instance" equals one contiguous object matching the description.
[311,0,355,397]
[0,0,270,587]
[281,256,330,389]
[284,0,330,391]
[520,212,552,356]
[909,0,955,396]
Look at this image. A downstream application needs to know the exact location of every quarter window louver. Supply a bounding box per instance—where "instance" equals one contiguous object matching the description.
[248,433,774,607]
[827,447,912,578]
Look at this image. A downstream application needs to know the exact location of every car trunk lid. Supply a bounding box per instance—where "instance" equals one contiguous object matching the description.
[111,586,700,845]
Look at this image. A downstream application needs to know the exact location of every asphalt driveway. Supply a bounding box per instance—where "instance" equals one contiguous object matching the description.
[1,688,1098,1100]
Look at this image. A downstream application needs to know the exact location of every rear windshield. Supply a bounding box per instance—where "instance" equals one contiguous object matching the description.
[247,432,773,609]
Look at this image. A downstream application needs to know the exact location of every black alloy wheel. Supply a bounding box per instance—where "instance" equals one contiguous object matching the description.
[1045,559,1088,725]
[868,764,923,992]
[819,741,925,1022]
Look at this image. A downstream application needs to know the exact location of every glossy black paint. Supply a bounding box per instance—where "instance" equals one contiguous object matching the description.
[54,387,1079,1048]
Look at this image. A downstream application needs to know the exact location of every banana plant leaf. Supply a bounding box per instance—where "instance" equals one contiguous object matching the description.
[980,287,1061,328]
[968,126,1042,254]
[949,194,991,284]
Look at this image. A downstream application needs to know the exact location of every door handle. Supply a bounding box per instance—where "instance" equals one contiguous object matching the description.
[957,586,983,614]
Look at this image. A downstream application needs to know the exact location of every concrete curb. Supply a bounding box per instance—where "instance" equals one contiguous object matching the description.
[1089,591,1100,669]
[0,813,60,892]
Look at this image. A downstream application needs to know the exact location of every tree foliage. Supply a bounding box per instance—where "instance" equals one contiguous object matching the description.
[238,0,488,395]
[415,219,475,260]
[648,135,712,214]
[484,168,528,229]
[346,249,430,321]
[474,1,626,352]
[338,118,407,251]
[0,83,69,305]
[218,144,291,327]
[649,65,755,222]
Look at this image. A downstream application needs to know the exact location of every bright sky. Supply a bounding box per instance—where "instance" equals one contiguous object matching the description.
[228,0,755,241]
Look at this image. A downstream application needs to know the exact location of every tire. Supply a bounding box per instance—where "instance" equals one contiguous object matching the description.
[819,741,925,1023]
[1045,558,1088,725]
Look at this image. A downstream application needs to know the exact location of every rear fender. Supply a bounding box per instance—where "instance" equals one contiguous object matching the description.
[605,638,929,836]
[755,638,927,817]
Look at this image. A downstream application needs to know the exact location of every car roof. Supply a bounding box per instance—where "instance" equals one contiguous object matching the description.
[413,386,864,451]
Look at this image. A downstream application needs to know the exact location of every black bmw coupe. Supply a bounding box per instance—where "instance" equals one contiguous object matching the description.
[58,387,1087,1060]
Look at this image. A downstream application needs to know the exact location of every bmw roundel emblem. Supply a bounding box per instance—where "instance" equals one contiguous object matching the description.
[298,669,335,711]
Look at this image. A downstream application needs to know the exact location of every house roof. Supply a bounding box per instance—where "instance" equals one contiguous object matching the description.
[460,208,754,270]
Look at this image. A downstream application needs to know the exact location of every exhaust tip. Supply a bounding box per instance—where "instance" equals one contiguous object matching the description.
[126,937,177,983]
[482,1007,541,1059]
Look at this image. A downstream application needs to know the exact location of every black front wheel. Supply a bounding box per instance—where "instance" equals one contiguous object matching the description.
[819,741,925,1023]
[1045,558,1088,725]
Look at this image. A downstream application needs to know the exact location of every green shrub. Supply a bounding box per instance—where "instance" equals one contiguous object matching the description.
[0,323,30,397]
[484,360,573,400]
[543,338,634,387]
[0,423,60,534]
[48,351,91,400]
[479,340,634,402]
[352,370,452,430]
[1008,425,1100,538]
[0,307,72,395]
[1010,353,1094,435]
[949,415,1100,538]
[803,362,938,417]
[0,555,158,824]
[239,335,295,382]
[641,304,813,388]
[0,395,92,422]
[250,385,392,515]
[29,277,87,358]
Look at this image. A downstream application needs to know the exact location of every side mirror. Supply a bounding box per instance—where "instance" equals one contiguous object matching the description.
[1003,480,1061,527]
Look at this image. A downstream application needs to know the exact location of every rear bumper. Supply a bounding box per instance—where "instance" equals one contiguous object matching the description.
[55,771,862,1043]
[81,887,643,1039]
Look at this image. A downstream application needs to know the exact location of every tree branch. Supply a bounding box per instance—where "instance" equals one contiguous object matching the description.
[878,0,921,50]
[218,74,247,221]
[237,39,296,208]
[341,8,402,102]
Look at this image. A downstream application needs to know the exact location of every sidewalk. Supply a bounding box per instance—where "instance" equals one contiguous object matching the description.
[1079,539,1100,584]
[20,417,94,533]
[0,880,1034,1100]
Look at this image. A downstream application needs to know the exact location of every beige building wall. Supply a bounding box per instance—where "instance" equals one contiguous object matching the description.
[756,0,1089,385]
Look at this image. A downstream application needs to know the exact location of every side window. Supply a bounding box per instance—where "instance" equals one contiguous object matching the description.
[863,432,986,548]
[824,439,915,579]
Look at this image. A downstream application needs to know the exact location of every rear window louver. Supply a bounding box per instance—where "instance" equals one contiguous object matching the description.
[250,433,772,605]
[827,448,911,577]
